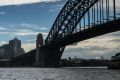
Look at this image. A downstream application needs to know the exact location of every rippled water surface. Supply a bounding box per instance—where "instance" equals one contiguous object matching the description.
[0,68,120,80]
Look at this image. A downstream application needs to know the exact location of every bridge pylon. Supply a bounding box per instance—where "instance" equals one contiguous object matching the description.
[35,33,44,66]
[37,46,63,67]
[36,33,62,67]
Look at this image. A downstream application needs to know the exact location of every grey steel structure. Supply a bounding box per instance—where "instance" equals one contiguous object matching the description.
[12,0,120,67]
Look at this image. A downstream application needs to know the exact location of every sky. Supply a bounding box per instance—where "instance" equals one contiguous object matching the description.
[0,0,120,59]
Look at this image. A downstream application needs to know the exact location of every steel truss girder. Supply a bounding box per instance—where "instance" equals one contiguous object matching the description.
[45,0,99,45]
[46,0,82,43]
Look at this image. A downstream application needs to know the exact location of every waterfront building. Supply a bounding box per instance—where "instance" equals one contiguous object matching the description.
[0,38,25,59]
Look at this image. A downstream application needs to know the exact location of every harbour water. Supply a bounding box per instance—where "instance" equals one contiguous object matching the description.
[0,67,119,80]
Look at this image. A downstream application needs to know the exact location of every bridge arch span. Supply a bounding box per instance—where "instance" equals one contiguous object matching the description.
[45,0,100,45]
[41,0,120,67]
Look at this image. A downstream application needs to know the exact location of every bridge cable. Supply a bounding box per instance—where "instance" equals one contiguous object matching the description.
[101,0,104,23]
[97,1,99,23]
[113,0,116,20]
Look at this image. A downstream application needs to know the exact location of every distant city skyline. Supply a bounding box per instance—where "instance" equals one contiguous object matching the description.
[0,0,120,59]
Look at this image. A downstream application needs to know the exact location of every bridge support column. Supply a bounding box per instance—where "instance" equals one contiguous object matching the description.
[38,46,62,67]
[37,48,45,67]
[35,33,44,67]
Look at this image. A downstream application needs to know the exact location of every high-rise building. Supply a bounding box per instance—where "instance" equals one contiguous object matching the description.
[0,38,25,59]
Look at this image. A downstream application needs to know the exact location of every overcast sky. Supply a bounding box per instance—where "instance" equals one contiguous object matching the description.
[0,0,120,59]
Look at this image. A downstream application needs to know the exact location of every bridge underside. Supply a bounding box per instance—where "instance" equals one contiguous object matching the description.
[46,19,120,47]
[42,19,120,67]
[11,19,120,67]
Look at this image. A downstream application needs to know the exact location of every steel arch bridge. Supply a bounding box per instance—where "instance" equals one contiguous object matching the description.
[11,0,120,67]
[45,0,119,45]
[42,0,120,67]
[45,0,99,44]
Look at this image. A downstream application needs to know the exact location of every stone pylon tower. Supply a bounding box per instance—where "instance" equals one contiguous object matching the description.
[36,33,43,66]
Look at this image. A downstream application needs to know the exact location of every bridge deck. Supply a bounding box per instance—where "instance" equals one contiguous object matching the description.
[46,19,120,47]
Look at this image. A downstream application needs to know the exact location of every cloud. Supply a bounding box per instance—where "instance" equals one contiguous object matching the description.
[0,11,6,15]
[20,23,36,27]
[0,23,48,39]
[48,3,63,12]
[0,0,61,6]
[62,31,120,59]
[63,46,119,59]
[34,27,48,30]
[0,23,48,31]
[108,37,120,43]
[0,28,48,40]
[13,29,39,36]
[0,26,9,30]
[12,29,48,38]
[22,42,36,52]
[27,39,36,42]
[67,36,120,49]
[0,41,7,46]
[0,32,10,35]
[20,23,48,30]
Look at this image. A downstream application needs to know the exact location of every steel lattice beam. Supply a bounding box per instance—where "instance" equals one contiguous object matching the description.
[45,0,99,44]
